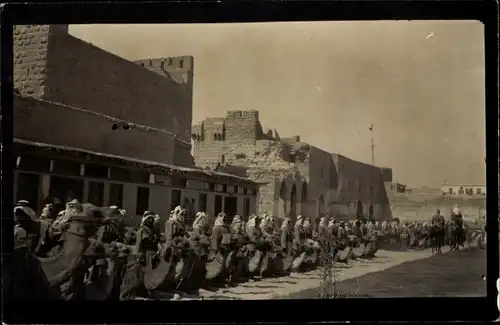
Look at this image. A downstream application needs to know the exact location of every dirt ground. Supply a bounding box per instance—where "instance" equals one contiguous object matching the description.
[283,246,486,299]
[165,247,455,300]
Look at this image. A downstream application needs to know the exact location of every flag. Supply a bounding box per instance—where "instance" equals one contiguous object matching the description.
[369,124,373,131]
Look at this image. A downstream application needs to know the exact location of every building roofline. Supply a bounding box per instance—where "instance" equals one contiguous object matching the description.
[441,184,487,187]
[14,138,259,186]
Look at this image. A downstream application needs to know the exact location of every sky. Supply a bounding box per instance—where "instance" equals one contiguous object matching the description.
[69,20,486,188]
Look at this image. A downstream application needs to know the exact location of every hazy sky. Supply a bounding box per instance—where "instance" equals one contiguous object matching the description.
[70,21,486,188]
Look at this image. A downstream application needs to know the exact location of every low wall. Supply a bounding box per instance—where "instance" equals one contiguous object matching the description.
[391,202,486,222]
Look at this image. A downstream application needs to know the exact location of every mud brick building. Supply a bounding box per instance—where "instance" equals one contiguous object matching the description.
[192,110,393,222]
[13,24,258,225]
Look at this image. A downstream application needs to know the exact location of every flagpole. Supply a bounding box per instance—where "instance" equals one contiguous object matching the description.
[370,122,375,166]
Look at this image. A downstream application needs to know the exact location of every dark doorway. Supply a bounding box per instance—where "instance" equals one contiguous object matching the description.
[301,182,308,214]
[279,181,288,217]
[109,183,124,208]
[183,197,194,226]
[243,198,250,217]
[214,195,223,216]
[356,200,364,220]
[136,186,150,215]
[198,193,208,212]
[191,198,197,215]
[50,176,84,204]
[88,181,104,207]
[369,204,374,220]
[290,183,297,219]
[317,195,325,219]
[16,172,40,211]
[224,196,238,219]
[171,190,181,211]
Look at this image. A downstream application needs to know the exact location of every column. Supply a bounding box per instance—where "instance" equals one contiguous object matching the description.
[83,180,90,202]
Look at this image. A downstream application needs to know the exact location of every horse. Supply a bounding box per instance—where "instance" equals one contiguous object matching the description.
[429,224,445,255]
[448,223,465,251]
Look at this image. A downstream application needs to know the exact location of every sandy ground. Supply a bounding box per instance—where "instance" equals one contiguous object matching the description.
[165,248,445,300]
[284,246,486,298]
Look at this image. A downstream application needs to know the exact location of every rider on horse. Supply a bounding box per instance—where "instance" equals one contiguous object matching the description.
[451,205,464,228]
[430,209,445,252]
[431,209,445,229]
[450,205,465,247]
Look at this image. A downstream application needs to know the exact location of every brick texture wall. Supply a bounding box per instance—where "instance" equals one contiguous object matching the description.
[14,96,177,164]
[13,25,51,97]
[224,110,261,141]
[13,25,195,167]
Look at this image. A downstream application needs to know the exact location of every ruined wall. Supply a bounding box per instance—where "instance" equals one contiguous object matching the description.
[193,122,300,218]
[192,111,394,220]
[14,95,177,164]
[13,25,194,167]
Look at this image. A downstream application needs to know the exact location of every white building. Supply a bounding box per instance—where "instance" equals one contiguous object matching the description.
[441,184,486,196]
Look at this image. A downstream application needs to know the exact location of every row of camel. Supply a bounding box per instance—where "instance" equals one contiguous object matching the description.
[7,201,483,301]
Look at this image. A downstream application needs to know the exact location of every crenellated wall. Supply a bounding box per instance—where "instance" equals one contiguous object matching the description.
[13,24,195,167]
[134,56,194,86]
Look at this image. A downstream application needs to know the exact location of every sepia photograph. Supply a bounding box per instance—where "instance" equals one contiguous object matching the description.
[9,20,487,302]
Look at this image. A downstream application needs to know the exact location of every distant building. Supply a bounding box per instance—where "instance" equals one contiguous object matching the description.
[441,184,486,197]
[384,181,407,194]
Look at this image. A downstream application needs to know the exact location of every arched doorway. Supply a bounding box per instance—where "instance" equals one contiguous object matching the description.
[356,200,364,220]
[279,180,288,218]
[301,182,308,215]
[317,195,325,219]
[290,183,297,219]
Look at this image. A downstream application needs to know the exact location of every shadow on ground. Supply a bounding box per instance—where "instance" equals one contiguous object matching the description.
[281,247,487,299]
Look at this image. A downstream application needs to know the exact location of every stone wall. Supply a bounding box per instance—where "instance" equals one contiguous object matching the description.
[333,154,392,219]
[193,111,394,221]
[14,95,177,165]
[380,167,393,182]
[308,146,338,216]
[13,25,51,97]
[134,56,194,87]
[13,25,194,167]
